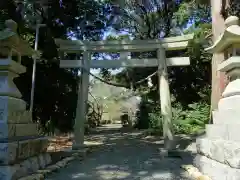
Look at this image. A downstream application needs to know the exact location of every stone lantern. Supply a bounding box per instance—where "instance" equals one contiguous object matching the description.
[0,20,50,180]
[195,16,240,180]
[206,16,240,115]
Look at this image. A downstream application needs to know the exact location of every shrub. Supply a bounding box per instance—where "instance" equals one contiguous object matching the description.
[137,101,210,136]
[173,102,210,134]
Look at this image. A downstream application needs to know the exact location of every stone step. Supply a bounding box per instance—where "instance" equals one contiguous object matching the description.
[0,110,32,124]
[0,123,38,139]
[212,109,240,124]
[0,153,52,180]
[8,111,32,124]
[196,138,240,169]
[0,137,49,165]
[218,95,240,111]
[194,155,240,180]
[206,124,240,142]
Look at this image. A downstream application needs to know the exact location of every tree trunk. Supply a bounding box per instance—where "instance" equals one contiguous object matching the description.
[210,0,229,115]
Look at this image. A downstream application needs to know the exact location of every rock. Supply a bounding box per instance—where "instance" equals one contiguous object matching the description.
[196,138,211,157]
[197,175,212,180]
[19,159,32,175]
[47,146,55,152]
[0,142,18,165]
[181,164,212,180]
[64,156,75,163]
[38,154,46,169]
[194,155,240,180]
[46,165,60,172]
[197,138,240,169]
[37,169,52,175]
[55,161,67,168]
[0,164,20,180]
[29,157,40,172]
[43,153,52,165]
[210,140,225,163]
[72,153,79,157]
[18,173,44,180]
[181,165,202,177]
[18,140,30,160]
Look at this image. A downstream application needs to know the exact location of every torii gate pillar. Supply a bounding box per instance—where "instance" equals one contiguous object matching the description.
[72,51,91,150]
[55,34,194,151]
[158,48,174,150]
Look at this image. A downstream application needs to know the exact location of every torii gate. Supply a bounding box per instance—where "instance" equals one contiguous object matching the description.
[55,34,194,150]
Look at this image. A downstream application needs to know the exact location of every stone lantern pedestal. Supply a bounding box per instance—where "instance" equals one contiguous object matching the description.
[195,16,240,180]
[0,20,50,180]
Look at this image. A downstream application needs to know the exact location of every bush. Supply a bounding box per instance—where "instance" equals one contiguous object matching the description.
[137,101,210,136]
[173,102,210,134]
[147,110,163,135]
[134,96,151,129]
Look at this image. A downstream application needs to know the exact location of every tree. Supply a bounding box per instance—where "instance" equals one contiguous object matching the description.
[0,0,111,133]
[2,0,238,134]
[209,0,230,114]
[106,1,212,130]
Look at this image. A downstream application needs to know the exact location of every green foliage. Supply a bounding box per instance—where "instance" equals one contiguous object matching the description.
[0,0,111,133]
[228,0,240,17]
[135,96,151,129]
[122,0,212,134]
[147,106,163,136]
[149,111,162,130]
[132,1,238,135]
[142,101,210,136]
[2,0,238,136]
[173,102,210,134]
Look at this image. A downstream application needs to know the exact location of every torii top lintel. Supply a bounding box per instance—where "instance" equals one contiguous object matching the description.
[55,34,194,53]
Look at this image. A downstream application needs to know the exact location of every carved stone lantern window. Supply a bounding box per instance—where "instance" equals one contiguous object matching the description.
[225,45,240,59]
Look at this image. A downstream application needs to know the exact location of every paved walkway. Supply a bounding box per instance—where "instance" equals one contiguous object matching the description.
[46,125,194,180]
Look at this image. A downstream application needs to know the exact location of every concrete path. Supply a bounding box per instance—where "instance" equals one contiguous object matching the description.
[46,125,194,180]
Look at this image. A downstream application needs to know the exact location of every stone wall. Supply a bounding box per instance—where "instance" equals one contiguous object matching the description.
[195,113,240,179]
[0,59,50,180]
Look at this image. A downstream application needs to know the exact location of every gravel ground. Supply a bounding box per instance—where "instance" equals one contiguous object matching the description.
[46,125,194,180]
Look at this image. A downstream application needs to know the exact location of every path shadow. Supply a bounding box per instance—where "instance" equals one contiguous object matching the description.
[47,125,199,180]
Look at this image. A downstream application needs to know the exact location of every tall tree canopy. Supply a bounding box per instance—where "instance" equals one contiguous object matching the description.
[0,0,112,132]
[1,0,239,133]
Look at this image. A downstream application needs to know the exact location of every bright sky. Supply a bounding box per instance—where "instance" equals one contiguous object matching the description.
[89,27,129,76]
[70,29,124,77]
[72,19,193,77]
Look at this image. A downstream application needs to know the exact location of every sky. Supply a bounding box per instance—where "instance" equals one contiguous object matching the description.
[71,16,194,77]
[70,27,127,81]
[86,27,129,76]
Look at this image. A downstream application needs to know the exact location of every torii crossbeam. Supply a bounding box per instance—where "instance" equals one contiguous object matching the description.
[55,34,194,150]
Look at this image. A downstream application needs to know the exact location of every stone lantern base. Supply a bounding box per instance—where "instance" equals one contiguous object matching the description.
[0,59,50,180]
[195,124,240,179]
[195,78,240,179]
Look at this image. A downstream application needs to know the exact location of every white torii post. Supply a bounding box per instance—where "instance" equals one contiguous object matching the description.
[72,51,91,150]
[158,48,174,149]
[55,34,194,150]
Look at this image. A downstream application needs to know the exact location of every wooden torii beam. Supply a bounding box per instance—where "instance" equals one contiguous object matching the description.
[60,57,190,68]
[55,34,194,150]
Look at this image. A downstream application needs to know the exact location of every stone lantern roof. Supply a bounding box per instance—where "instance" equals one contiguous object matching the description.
[206,16,240,53]
[0,19,38,57]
